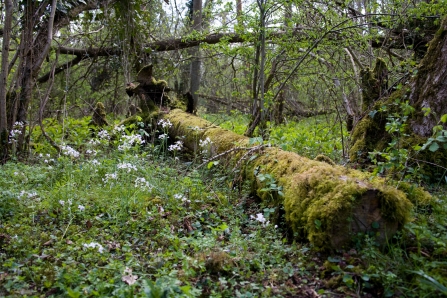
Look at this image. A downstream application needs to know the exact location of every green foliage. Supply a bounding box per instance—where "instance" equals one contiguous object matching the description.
[369,97,447,183]
[204,112,346,162]
[1,113,447,297]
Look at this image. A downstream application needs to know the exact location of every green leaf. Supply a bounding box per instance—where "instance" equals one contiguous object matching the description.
[327,257,340,263]
[207,161,219,169]
[441,114,447,123]
[372,222,380,229]
[429,142,440,152]
[314,219,322,229]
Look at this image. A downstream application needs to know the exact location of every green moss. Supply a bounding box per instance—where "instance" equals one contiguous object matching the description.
[314,154,335,166]
[242,149,413,250]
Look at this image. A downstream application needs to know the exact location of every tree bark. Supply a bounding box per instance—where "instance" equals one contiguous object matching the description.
[190,0,203,113]
[0,0,13,159]
[162,108,420,250]
[409,18,447,137]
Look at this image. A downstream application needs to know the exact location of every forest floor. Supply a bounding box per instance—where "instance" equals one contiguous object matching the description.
[0,114,446,297]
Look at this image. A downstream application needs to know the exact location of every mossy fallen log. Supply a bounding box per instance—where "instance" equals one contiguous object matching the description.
[163,109,429,250]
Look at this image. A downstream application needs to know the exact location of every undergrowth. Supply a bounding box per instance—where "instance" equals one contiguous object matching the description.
[0,115,446,297]
[203,111,347,162]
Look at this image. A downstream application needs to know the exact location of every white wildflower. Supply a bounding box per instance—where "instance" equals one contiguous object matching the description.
[83,242,104,253]
[88,139,101,145]
[168,140,183,152]
[117,162,137,172]
[86,149,97,156]
[61,145,80,158]
[251,213,269,227]
[113,125,125,133]
[158,133,169,140]
[199,137,212,148]
[103,172,118,184]
[18,190,38,200]
[158,119,172,129]
[78,205,85,211]
[59,200,65,206]
[97,130,110,140]
[174,193,190,203]
[135,177,153,190]
[90,159,100,166]
[118,134,145,151]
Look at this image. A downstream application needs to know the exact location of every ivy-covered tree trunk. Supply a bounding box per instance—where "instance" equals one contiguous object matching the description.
[161,108,429,250]
[349,15,447,179]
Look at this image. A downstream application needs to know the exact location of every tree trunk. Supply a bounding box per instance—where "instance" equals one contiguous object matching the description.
[190,0,202,113]
[409,18,447,137]
[0,0,13,160]
[162,108,424,250]
[349,16,447,181]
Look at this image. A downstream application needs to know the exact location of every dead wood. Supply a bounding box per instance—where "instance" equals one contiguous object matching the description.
[162,108,424,250]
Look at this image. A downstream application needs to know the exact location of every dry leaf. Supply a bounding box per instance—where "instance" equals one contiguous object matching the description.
[122,274,138,285]
[86,220,93,229]
[66,239,74,245]
[43,240,53,246]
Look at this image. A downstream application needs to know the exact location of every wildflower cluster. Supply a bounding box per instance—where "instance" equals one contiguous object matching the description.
[38,153,55,164]
[174,193,190,204]
[135,177,153,190]
[117,162,138,172]
[18,190,38,200]
[199,137,212,148]
[88,139,101,146]
[118,134,145,151]
[89,159,101,166]
[158,119,172,129]
[83,242,104,253]
[86,149,98,157]
[158,133,169,140]
[113,125,126,133]
[61,145,80,159]
[251,213,270,227]
[103,172,118,184]
[168,140,183,152]
[59,199,72,207]
[199,137,213,155]
[9,121,25,144]
[97,129,110,140]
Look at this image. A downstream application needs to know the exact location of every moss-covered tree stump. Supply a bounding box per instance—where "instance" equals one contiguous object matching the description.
[162,109,428,250]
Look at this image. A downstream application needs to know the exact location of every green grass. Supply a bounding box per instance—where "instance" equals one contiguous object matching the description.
[0,116,446,297]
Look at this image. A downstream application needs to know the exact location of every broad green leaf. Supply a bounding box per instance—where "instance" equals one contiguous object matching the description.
[429,142,440,152]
